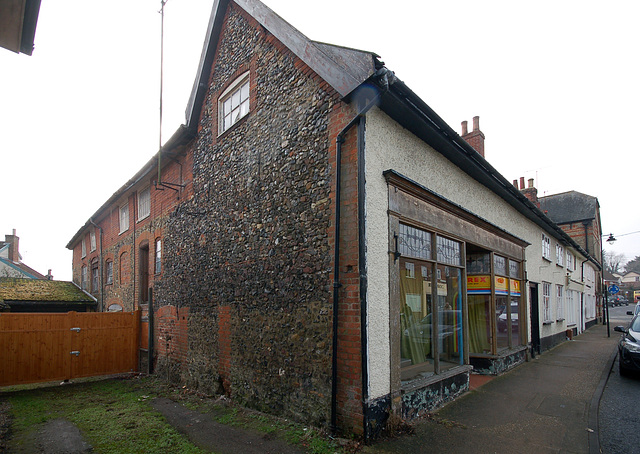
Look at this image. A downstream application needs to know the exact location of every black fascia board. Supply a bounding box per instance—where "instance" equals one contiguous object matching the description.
[376,78,599,269]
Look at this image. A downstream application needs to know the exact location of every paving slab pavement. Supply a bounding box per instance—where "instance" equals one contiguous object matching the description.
[371,323,618,454]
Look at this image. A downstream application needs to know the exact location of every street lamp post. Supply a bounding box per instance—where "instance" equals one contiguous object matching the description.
[602,233,617,337]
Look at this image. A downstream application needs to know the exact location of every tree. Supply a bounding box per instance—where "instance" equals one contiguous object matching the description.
[603,250,626,274]
[625,255,640,274]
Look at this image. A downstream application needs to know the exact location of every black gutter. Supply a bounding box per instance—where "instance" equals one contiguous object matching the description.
[379,77,600,270]
[331,69,392,434]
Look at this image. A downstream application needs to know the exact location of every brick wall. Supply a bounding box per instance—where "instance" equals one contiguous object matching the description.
[69,147,191,312]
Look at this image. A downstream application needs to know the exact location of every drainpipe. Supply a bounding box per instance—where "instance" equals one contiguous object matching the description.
[89,219,103,312]
[331,68,393,434]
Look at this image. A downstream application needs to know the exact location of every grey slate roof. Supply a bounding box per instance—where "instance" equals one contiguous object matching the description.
[539,191,599,224]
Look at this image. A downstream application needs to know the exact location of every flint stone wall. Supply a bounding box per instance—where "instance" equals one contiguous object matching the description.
[154,4,339,426]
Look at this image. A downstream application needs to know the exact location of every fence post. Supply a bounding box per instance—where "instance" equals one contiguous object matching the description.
[148,287,154,374]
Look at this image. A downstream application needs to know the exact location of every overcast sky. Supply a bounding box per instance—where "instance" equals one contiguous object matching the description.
[2,0,639,281]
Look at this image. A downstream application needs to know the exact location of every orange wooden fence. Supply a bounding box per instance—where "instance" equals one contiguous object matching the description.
[0,311,140,386]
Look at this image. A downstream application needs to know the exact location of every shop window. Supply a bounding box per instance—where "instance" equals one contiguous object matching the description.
[468,247,523,354]
[399,224,464,382]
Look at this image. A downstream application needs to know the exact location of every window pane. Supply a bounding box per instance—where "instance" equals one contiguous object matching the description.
[510,296,521,347]
[509,260,520,278]
[469,294,491,354]
[223,98,232,114]
[240,81,249,100]
[438,266,463,371]
[398,224,432,260]
[494,255,506,276]
[231,90,241,109]
[436,236,461,266]
[496,295,509,350]
[401,260,434,381]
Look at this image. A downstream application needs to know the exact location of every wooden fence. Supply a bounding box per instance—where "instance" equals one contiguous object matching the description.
[0,311,140,386]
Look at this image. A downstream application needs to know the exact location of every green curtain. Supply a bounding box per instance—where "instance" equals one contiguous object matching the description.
[400,264,430,365]
[468,295,491,354]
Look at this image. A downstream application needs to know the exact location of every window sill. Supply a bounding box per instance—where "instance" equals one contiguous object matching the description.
[556,318,565,322]
[119,229,129,236]
[543,320,554,325]
[137,214,149,223]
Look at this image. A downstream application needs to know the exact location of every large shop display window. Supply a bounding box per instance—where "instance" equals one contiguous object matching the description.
[467,246,522,355]
[399,224,464,382]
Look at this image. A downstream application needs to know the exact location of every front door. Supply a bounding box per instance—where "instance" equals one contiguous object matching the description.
[529,283,540,356]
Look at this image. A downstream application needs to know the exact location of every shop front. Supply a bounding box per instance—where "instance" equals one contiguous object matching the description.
[385,171,528,418]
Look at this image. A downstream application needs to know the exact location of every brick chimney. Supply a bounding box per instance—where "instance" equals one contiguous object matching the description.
[461,115,485,157]
[5,229,20,263]
[519,177,540,208]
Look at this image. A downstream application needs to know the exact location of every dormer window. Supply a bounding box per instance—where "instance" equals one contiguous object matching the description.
[219,72,250,134]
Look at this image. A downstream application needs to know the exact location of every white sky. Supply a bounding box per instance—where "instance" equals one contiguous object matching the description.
[2,0,639,281]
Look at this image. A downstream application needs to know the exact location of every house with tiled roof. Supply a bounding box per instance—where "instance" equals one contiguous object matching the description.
[67,0,600,438]
[0,277,96,312]
[0,230,48,279]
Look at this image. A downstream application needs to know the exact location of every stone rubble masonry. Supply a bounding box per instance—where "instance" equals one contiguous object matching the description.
[153,2,364,435]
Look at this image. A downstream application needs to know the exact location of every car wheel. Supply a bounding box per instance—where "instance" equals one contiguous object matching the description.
[619,358,629,376]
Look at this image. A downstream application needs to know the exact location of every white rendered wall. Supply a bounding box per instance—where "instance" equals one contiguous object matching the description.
[363,107,584,400]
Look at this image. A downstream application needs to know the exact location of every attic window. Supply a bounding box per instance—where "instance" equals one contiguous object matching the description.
[219,72,250,135]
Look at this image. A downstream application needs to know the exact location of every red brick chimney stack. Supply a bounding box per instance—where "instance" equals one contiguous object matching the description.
[461,116,485,157]
[5,229,19,263]
[520,177,540,208]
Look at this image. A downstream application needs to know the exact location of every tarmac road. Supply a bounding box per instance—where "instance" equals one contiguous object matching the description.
[599,305,640,454]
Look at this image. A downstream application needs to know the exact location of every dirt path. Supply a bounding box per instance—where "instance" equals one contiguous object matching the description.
[152,397,303,454]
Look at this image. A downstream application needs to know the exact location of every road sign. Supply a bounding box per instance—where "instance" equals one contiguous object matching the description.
[608,284,620,295]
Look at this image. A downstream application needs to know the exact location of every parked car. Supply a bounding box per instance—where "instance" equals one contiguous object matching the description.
[614,314,640,375]
[498,301,520,332]
[403,310,462,345]
[628,302,640,317]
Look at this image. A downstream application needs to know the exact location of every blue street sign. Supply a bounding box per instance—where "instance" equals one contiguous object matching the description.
[608,284,620,295]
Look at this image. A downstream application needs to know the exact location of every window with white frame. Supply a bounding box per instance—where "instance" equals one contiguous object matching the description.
[90,231,96,252]
[119,203,129,234]
[556,244,564,266]
[543,282,552,322]
[219,72,250,134]
[81,237,86,258]
[138,187,150,220]
[556,284,564,320]
[566,251,575,271]
[542,234,551,260]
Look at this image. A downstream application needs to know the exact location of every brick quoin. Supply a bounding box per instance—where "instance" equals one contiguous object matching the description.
[328,100,365,435]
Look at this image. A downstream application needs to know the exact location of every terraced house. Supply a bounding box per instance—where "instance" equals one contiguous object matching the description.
[67,0,601,438]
